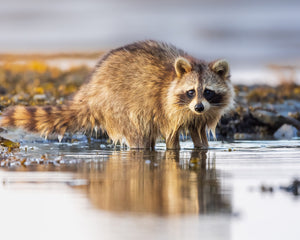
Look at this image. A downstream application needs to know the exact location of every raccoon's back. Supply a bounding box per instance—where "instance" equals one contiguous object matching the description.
[94,41,184,92]
[76,41,185,112]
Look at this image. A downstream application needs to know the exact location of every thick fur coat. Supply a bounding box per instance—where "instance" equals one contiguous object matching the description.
[1,40,234,149]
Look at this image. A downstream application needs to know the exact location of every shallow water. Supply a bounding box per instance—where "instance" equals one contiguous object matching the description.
[0,132,300,240]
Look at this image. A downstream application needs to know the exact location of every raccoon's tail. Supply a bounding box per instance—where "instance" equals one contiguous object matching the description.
[0,105,85,139]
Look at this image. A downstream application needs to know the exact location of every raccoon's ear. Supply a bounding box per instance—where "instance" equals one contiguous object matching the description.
[210,59,230,80]
[174,57,192,78]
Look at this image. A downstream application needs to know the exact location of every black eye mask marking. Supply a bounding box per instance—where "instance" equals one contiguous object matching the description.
[203,88,223,104]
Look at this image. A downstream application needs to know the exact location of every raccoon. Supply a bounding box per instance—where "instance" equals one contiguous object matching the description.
[1,40,234,149]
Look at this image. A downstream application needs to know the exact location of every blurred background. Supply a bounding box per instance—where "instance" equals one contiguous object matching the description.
[0,0,300,84]
[0,3,300,239]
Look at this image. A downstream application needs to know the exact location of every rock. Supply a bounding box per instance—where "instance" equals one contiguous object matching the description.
[33,94,47,101]
[234,133,259,140]
[289,112,300,121]
[280,179,300,196]
[0,136,20,148]
[274,124,298,139]
[251,109,282,128]
[0,86,7,95]
[251,109,300,132]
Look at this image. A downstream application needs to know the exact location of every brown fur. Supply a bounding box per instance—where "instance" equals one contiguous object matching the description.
[0,40,234,149]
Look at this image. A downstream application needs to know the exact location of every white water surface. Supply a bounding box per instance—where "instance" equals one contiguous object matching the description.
[0,134,300,240]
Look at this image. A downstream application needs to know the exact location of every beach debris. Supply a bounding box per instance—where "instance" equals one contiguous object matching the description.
[260,185,274,193]
[258,179,300,197]
[280,179,300,196]
[218,105,300,140]
[0,136,20,149]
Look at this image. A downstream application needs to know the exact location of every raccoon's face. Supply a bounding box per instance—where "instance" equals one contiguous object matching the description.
[172,57,233,116]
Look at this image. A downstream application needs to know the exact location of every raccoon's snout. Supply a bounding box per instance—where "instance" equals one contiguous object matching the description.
[194,103,204,113]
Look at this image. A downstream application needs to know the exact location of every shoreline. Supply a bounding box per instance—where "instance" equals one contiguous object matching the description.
[1,53,299,86]
[0,54,299,141]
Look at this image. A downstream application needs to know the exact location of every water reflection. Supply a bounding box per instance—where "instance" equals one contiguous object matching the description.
[76,150,231,216]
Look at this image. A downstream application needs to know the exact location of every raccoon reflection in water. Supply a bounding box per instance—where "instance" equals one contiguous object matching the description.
[77,150,231,215]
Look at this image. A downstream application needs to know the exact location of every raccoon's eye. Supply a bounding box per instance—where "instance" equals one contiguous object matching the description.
[186,89,195,98]
[203,89,215,100]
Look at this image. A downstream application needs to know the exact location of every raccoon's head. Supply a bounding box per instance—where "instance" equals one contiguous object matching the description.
[170,57,234,116]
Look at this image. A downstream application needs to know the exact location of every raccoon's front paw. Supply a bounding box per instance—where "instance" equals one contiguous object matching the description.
[194,143,209,149]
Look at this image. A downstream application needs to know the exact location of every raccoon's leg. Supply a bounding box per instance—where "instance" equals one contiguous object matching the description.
[189,129,202,148]
[189,125,208,149]
[166,131,180,149]
[200,126,208,148]
[144,137,156,150]
[150,138,156,150]
[127,141,144,149]
[138,132,157,150]
[127,136,151,149]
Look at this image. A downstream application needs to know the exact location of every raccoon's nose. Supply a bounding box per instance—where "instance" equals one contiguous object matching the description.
[194,103,204,113]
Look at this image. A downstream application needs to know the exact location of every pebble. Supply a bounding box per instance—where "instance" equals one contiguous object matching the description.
[33,94,47,101]
[274,124,298,139]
